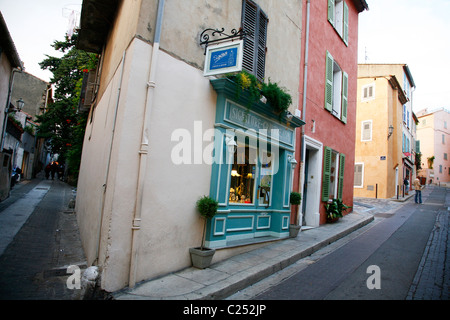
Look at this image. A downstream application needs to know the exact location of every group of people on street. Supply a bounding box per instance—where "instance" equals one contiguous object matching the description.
[45,161,65,181]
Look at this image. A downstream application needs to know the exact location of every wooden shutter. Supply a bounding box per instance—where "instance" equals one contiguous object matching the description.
[242,0,268,81]
[325,51,334,112]
[338,153,345,201]
[341,71,348,123]
[322,146,332,202]
[343,1,349,45]
[328,0,335,24]
[257,9,268,81]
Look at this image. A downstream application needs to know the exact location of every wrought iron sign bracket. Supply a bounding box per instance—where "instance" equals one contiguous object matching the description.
[200,28,250,55]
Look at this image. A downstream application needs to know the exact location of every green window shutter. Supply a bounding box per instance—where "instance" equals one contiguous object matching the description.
[328,0,335,24]
[325,51,334,112]
[343,1,349,45]
[341,71,348,123]
[322,146,332,202]
[338,153,346,201]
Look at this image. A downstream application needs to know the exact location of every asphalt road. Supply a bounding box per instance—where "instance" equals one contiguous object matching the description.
[250,186,449,300]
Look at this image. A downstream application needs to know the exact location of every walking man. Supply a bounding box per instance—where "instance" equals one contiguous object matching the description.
[413,176,422,204]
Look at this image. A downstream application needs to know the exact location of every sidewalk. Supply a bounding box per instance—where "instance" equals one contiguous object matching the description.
[113,210,374,300]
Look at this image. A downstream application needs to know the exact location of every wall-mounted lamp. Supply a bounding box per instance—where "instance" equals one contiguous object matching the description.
[8,98,25,113]
[388,125,394,139]
[288,155,298,170]
[16,98,25,111]
[286,111,293,120]
[225,135,237,154]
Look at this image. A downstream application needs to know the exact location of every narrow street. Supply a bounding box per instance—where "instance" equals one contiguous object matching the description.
[237,185,449,300]
[0,175,85,300]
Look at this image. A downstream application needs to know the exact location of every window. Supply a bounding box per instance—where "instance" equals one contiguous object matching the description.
[443,134,445,144]
[325,51,348,123]
[328,0,349,45]
[241,0,268,81]
[361,120,372,141]
[229,142,257,205]
[362,83,375,101]
[322,146,345,201]
[444,153,448,160]
[354,163,364,188]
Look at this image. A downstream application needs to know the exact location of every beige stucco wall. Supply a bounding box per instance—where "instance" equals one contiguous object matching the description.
[354,76,404,199]
[76,0,303,292]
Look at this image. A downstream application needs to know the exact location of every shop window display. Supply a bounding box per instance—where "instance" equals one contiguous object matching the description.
[229,144,256,204]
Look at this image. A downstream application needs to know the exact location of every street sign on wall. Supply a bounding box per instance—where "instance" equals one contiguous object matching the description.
[203,40,243,77]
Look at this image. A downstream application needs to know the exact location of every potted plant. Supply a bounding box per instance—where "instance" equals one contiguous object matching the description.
[189,195,219,269]
[325,198,351,223]
[289,192,302,237]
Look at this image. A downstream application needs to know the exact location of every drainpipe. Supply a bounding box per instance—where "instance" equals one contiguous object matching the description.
[1,67,23,151]
[129,0,165,288]
[298,0,310,226]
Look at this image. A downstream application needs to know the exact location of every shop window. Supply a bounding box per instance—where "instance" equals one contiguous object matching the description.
[229,143,256,204]
[241,0,268,81]
[258,151,272,206]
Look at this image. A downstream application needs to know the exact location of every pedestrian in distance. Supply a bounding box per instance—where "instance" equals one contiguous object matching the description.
[413,176,422,204]
[45,163,51,180]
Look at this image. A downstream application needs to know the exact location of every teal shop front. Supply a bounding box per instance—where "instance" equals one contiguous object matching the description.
[206,78,305,249]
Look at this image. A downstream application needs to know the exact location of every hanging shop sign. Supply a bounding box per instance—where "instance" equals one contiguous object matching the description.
[203,40,243,77]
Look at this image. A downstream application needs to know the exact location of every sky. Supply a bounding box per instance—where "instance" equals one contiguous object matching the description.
[357,0,450,113]
[0,0,82,82]
[1,0,449,113]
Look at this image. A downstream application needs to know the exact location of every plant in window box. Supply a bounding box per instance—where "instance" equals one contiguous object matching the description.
[225,72,292,118]
[261,80,292,115]
[325,198,352,223]
[289,192,302,237]
[189,195,219,269]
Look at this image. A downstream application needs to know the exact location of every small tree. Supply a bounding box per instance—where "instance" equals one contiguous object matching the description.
[196,196,218,250]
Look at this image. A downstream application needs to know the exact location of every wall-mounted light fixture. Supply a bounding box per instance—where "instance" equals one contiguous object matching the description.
[225,135,237,154]
[288,155,298,170]
[388,125,394,139]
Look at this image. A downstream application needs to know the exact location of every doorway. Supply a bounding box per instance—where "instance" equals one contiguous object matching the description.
[301,136,322,227]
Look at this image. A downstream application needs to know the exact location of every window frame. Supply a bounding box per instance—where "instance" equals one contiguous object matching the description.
[328,0,349,45]
[322,146,346,202]
[325,51,348,124]
[354,163,364,188]
[361,120,372,142]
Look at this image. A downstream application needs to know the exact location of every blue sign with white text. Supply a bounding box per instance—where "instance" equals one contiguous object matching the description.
[210,47,238,70]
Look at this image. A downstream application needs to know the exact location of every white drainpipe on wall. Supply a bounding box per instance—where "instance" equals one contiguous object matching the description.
[128,0,165,288]
[299,0,311,226]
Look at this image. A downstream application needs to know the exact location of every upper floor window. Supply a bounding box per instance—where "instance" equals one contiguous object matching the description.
[325,51,348,123]
[362,83,375,101]
[328,0,349,45]
[241,0,268,81]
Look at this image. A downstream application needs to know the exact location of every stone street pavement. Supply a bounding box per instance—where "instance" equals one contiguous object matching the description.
[0,177,86,300]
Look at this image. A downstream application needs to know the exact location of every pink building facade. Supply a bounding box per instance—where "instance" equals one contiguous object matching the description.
[292,0,368,227]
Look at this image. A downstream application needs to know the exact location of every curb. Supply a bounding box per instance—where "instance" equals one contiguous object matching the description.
[114,212,374,300]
